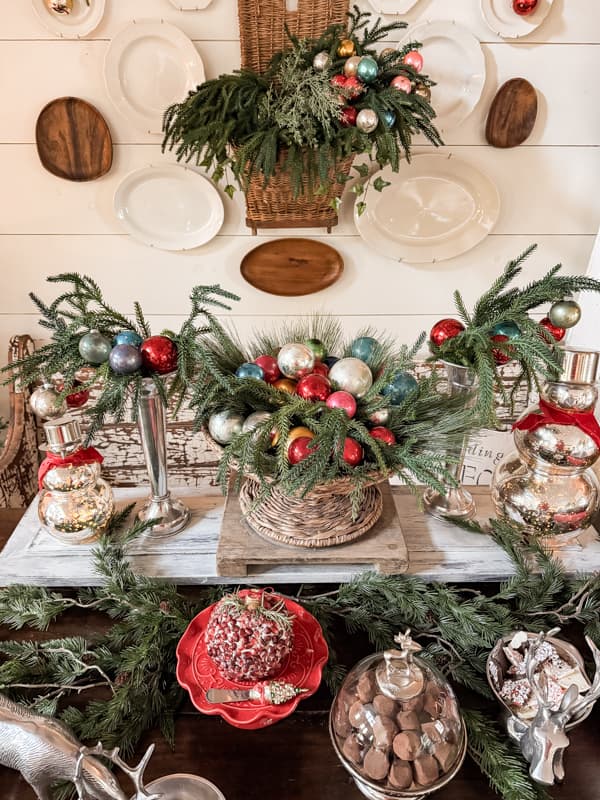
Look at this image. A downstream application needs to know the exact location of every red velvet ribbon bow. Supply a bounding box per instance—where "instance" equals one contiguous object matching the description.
[513,398,600,449]
[38,447,104,490]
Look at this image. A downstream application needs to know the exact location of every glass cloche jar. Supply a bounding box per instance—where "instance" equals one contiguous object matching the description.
[329,631,466,800]
[38,418,114,544]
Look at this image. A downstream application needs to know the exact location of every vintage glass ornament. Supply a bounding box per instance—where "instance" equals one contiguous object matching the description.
[312,362,330,377]
[330,629,466,799]
[369,405,390,425]
[305,338,326,361]
[513,0,538,13]
[108,343,143,375]
[381,110,396,128]
[65,383,89,410]
[323,356,340,369]
[340,106,358,127]
[313,51,331,71]
[390,75,412,93]
[236,362,264,381]
[329,357,373,398]
[286,426,315,450]
[254,355,280,383]
[277,342,315,379]
[208,410,244,445]
[344,55,362,77]
[343,437,363,466]
[415,83,432,102]
[356,56,379,83]
[337,39,356,58]
[380,47,397,59]
[140,335,178,374]
[242,411,273,433]
[491,320,520,339]
[492,348,600,542]
[331,74,347,90]
[539,317,566,342]
[273,378,297,394]
[288,436,318,465]
[403,50,423,72]
[30,383,67,420]
[491,334,512,365]
[429,318,465,347]
[296,374,331,402]
[351,336,379,364]
[113,330,143,347]
[356,109,378,134]
[78,330,111,365]
[382,372,418,405]
[38,418,114,544]
[326,390,357,418]
[344,76,364,99]
[370,426,395,445]
[548,300,581,329]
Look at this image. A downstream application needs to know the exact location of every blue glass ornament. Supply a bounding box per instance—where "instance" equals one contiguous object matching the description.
[236,362,264,381]
[381,110,396,128]
[382,372,418,405]
[351,336,379,364]
[356,56,379,84]
[108,344,143,375]
[114,330,143,347]
[323,356,340,369]
[491,321,521,340]
[78,330,111,365]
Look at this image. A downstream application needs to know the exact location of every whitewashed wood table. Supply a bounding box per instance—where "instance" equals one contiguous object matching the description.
[1,481,599,586]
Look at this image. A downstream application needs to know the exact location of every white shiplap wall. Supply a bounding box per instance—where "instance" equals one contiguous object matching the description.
[1,0,599,418]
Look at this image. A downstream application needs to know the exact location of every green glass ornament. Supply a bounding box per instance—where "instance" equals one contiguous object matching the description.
[78,330,111,365]
[356,56,379,84]
[304,338,326,361]
[548,300,581,329]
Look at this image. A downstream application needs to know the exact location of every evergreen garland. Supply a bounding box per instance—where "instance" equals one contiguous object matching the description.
[162,7,442,202]
[0,511,598,799]
[428,245,600,427]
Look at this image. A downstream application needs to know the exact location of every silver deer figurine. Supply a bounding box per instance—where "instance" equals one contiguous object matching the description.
[0,692,161,800]
[508,632,600,786]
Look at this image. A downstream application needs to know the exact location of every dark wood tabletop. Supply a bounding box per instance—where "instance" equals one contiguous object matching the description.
[0,508,598,800]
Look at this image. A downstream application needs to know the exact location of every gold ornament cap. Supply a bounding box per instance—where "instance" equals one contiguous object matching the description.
[43,417,83,454]
[558,347,600,385]
[375,629,425,700]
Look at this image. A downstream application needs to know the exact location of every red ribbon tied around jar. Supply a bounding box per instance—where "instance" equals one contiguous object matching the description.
[513,398,600,449]
[38,448,104,490]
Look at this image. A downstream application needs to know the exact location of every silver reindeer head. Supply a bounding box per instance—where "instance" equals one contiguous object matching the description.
[74,743,162,800]
[515,631,600,786]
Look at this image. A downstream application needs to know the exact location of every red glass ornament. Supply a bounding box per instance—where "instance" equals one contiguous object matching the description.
[296,374,331,402]
[340,106,358,127]
[66,384,90,409]
[390,75,412,94]
[342,437,363,466]
[343,76,364,99]
[140,335,178,374]
[254,355,281,383]
[369,426,396,445]
[330,74,347,90]
[513,0,537,14]
[402,50,423,72]
[491,334,512,365]
[288,436,318,465]
[539,317,566,343]
[326,390,357,418]
[430,318,465,347]
[312,362,330,377]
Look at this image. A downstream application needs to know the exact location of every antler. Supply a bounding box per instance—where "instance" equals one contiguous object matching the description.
[524,628,560,713]
[563,635,600,720]
[74,742,161,800]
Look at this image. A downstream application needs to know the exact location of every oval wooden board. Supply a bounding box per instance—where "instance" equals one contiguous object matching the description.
[240,238,344,296]
[486,78,538,148]
[36,97,113,182]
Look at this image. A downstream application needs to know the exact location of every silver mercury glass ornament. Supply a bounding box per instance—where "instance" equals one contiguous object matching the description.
[30,382,67,420]
[313,51,331,71]
[277,342,315,380]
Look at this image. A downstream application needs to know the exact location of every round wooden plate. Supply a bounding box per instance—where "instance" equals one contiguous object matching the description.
[36,97,113,182]
[240,238,344,296]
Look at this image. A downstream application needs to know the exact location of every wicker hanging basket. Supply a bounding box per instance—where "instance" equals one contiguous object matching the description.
[237,0,353,233]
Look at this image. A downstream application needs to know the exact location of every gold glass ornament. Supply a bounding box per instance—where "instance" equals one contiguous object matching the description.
[548,299,581,329]
[337,39,356,58]
[286,426,315,451]
[415,83,432,102]
[273,378,297,394]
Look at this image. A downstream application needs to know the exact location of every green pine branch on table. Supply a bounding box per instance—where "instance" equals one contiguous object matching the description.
[428,245,600,427]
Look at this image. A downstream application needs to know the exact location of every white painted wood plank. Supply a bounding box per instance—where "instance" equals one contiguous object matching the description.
[2,40,598,146]
[3,0,600,44]
[0,234,593,316]
[1,486,599,586]
[2,145,599,236]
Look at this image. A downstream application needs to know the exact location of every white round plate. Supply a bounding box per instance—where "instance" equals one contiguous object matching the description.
[355,153,500,263]
[168,0,213,8]
[367,0,419,14]
[133,774,225,800]
[31,0,105,38]
[114,165,224,250]
[400,20,485,132]
[105,20,205,134]
[481,0,555,39]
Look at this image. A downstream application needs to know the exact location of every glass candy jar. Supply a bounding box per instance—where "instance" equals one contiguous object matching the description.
[330,631,466,800]
[38,418,114,544]
[492,348,600,542]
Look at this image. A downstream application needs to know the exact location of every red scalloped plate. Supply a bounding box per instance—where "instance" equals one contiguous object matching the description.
[176,591,329,729]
